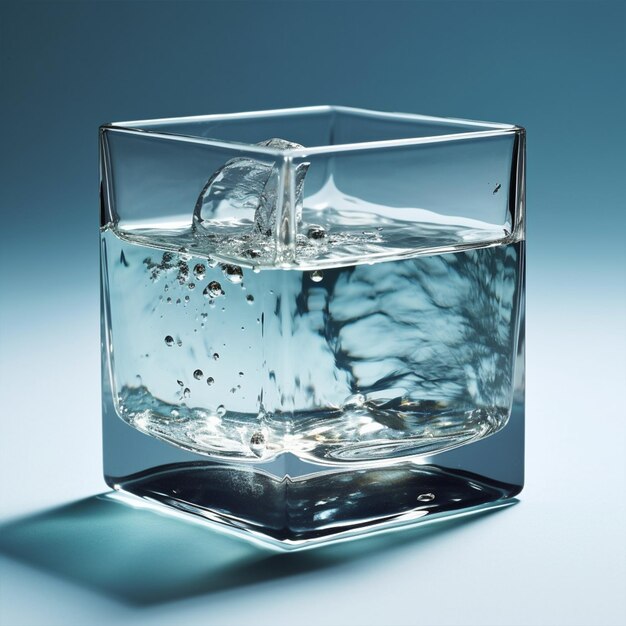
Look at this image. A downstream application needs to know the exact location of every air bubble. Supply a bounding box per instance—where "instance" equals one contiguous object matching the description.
[417,493,435,502]
[177,380,184,387]
[307,225,326,240]
[206,377,214,386]
[213,353,219,360]
[184,295,190,302]
[183,388,191,399]
[252,266,261,274]
[239,372,244,377]
[249,432,266,457]
[221,264,243,284]
[344,393,366,408]
[310,270,323,283]
[193,369,203,380]
[170,409,180,418]
[193,263,206,280]
[204,281,223,298]
[164,335,174,346]
[188,283,195,290]
[246,294,254,303]
[216,405,226,417]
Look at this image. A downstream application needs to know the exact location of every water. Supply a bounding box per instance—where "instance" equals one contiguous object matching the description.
[101,225,522,466]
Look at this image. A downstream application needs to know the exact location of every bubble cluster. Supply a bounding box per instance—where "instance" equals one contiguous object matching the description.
[177,261,189,284]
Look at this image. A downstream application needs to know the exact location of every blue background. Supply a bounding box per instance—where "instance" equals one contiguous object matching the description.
[1,2,624,626]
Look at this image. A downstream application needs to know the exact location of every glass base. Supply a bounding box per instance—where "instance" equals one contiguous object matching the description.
[107,460,521,551]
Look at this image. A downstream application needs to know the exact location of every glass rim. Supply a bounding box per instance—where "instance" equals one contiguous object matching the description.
[100,105,525,158]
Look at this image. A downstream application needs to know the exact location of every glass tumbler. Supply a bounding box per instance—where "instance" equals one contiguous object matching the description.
[100,106,525,549]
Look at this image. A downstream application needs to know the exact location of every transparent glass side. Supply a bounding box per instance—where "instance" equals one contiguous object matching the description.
[101,120,525,548]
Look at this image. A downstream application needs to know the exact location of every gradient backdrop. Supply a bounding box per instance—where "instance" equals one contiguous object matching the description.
[1,2,625,626]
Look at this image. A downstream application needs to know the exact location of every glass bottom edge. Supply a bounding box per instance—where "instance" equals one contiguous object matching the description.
[106,461,522,551]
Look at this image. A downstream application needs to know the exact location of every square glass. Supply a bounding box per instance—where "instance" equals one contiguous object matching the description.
[100,106,525,550]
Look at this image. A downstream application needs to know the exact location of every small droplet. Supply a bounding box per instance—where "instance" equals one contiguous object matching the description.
[164,284,169,292]
[221,264,243,284]
[166,297,172,304]
[176,298,181,304]
[193,369,203,380]
[188,282,195,290]
[170,409,180,418]
[206,376,214,386]
[177,380,184,387]
[184,295,190,302]
[216,405,226,417]
[246,294,254,304]
[239,371,244,377]
[193,263,206,280]
[204,281,223,298]
[307,225,326,240]
[252,266,261,274]
[177,339,182,347]
[164,335,174,347]
[310,270,323,283]
[417,492,435,502]
[213,353,219,360]
[183,387,191,398]
[249,432,266,457]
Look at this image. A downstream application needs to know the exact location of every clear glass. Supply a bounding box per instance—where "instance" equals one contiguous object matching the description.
[100,106,525,550]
